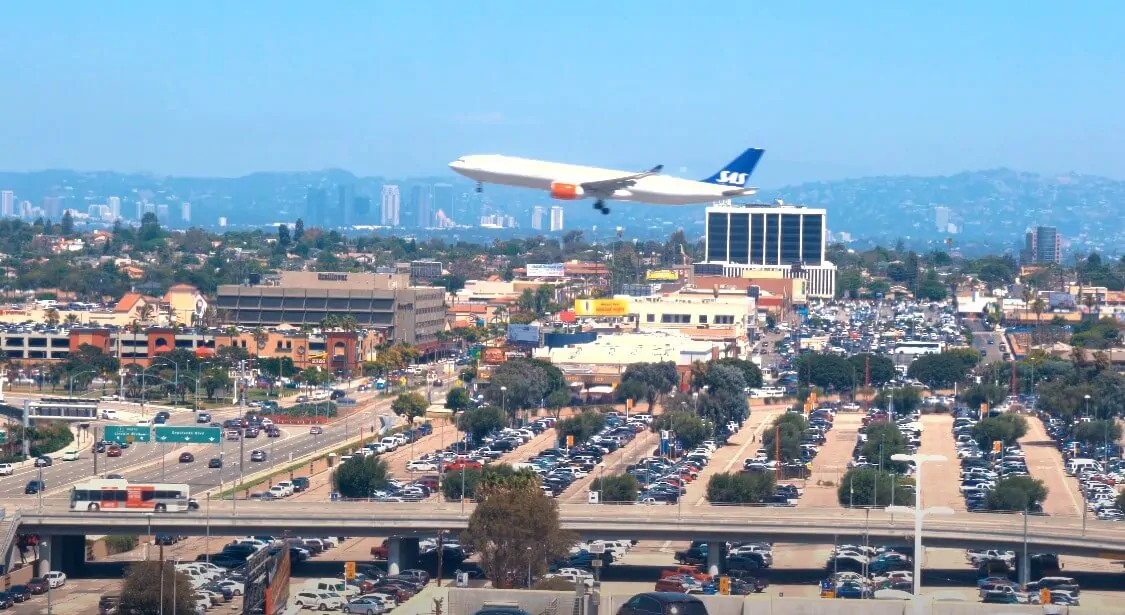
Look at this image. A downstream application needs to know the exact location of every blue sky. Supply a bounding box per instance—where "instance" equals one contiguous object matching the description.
[2,2,1122,186]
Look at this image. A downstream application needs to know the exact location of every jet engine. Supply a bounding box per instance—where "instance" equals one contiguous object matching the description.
[549,182,585,200]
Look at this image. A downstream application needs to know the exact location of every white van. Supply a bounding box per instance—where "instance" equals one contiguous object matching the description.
[379,436,399,451]
[299,578,357,597]
[1065,458,1098,476]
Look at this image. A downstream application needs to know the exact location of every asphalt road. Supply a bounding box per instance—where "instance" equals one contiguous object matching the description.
[966,319,1006,363]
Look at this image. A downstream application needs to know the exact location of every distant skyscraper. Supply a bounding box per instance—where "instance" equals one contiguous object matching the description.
[531,206,546,230]
[550,206,565,232]
[338,185,355,227]
[1027,226,1061,265]
[432,183,453,222]
[306,187,328,228]
[380,185,401,226]
[353,196,371,221]
[411,185,432,228]
[934,206,951,232]
[42,196,62,220]
[218,216,228,227]
[156,204,169,220]
[181,202,192,223]
[0,191,13,218]
[135,201,145,220]
[107,196,121,220]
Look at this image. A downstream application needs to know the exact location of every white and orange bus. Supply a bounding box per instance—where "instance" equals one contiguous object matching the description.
[69,479,192,512]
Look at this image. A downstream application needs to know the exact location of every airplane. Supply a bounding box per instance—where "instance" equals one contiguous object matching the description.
[448,147,764,214]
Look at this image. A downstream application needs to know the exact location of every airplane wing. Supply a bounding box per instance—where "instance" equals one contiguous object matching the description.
[581,165,664,192]
[722,186,759,197]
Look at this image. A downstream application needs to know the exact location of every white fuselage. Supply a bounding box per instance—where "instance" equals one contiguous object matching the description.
[449,155,753,205]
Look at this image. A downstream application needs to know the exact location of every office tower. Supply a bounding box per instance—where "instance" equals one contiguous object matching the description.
[411,185,432,229]
[432,183,453,223]
[218,216,228,227]
[380,185,400,226]
[107,196,121,220]
[156,204,169,220]
[338,184,355,227]
[181,202,192,223]
[550,206,565,232]
[934,206,951,232]
[42,196,62,220]
[135,201,144,220]
[144,203,157,216]
[1024,226,1061,265]
[306,187,328,228]
[701,203,836,298]
[1,190,13,217]
[531,206,546,230]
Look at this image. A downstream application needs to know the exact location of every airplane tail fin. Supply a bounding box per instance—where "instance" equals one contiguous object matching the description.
[701,148,764,187]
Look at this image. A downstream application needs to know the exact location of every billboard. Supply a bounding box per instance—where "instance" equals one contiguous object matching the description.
[507,324,541,345]
[482,347,507,365]
[645,269,679,281]
[526,263,565,278]
[573,299,630,317]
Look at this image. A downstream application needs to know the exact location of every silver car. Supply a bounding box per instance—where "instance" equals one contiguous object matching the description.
[344,597,389,615]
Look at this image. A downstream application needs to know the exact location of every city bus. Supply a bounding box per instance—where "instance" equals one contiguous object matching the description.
[69,479,192,512]
[26,397,99,420]
[892,341,944,356]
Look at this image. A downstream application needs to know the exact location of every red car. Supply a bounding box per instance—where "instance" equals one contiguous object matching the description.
[106,445,122,458]
[444,460,482,472]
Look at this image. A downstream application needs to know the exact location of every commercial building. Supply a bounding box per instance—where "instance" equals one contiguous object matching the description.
[531,206,546,230]
[381,185,401,226]
[698,203,836,298]
[550,206,564,232]
[410,260,443,281]
[1021,226,1062,265]
[215,271,446,349]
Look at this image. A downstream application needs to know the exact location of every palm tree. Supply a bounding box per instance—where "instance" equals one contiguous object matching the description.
[252,327,269,352]
[64,313,80,326]
[139,303,155,324]
[1031,297,1046,347]
[44,308,60,326]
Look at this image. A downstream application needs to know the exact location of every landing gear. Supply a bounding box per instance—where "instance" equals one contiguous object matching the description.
[475,181,483,193]
[593,199,610,215]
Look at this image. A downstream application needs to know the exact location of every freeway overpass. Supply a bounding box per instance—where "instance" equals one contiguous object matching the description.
[10,501,1125,560]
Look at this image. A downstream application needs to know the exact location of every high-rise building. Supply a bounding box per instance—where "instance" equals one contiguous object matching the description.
[380,185,401,226]
[432,183,453,223]
[144,203,157,216]
[181,202,192,223]
[550,206,565,232]
[1,190,14,218]
[107,196,121,220]
[338,185,355,227]
[156,204,169,220]
[135,201,144,220]
[354,196,371,221]
[1022,226,1062,265]
[218,216,228,227]
[306,187,328,228]
[411,185,432,228]
[699,203,836,298]
[531,206,546,230]
[934,206,951,232]
[42,196,62,220]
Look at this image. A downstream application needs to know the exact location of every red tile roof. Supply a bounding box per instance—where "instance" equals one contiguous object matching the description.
[114,293,143,313]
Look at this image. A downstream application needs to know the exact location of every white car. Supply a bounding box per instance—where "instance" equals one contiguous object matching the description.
[294,591,343,610]
[268,485,290,498]
[0,463,13,476]
[406,460,437,472]
[46,571,66,588]
[217,579,245,595]
[61,450,80,462]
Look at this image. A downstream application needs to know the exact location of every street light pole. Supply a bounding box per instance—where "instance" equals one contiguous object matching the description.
[888,452,951,615]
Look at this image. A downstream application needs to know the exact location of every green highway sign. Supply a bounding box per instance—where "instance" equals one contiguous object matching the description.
[154,426,221,444]
[105,425,152,444]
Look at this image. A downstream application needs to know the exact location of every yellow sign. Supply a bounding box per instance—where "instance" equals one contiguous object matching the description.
[573,299,629,317]
[344,561,356,581]
[645,269,679,281]
[626,399,634,411]
[718,576,730,595]
[566,435,575,448]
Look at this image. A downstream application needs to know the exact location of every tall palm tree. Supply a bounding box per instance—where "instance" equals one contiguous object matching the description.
[1031,297,1046,347]
[44,308,60,326]
[64,313,80,326]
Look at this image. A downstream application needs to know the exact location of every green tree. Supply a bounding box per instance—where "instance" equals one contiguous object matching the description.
[986,475,1048,512]
[441,464,540,501]
[619,361,680,409]
[200,367,232,400]
[593,473,639,503]
[847,354,896,387]
[1070,420,1121,446]
[859,422,910,471]
[838,468,915,507]
[331,455,390,498]
[457,405,506,441]
[792,353,858,391]
[120,561,197,615]
[907,350,978,388]
[460,479,576,589]
[446,387,472,410]
[710,358,763,389]
[872,386,923,416]
[959,383,1007,410]
[706,471,776,504]
[761,412,807,461]
[391,392,429,420]
[971,413,1028,449]
[556,410,606,446]
[486,358,568,421]
[651,411,709,450]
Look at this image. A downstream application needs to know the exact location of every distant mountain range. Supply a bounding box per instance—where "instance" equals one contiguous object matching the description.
[1,167,1121,256]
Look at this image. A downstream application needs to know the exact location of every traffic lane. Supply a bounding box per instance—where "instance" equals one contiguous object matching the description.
[1020,416,1082,516]
[918,414,965,512]
[0,439,173,497]
[799,412,862,509]
[688,409,776,507]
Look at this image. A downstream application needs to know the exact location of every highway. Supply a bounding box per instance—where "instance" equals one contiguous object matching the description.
[8,501,1125,558]
[0,388,397,499]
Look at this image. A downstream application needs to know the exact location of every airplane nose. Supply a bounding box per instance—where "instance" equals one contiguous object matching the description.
[449,160,466,172]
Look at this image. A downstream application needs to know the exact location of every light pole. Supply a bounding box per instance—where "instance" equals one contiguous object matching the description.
[500,385,508,426]
[193,361,212,412]
[888,452,951,615]
[68,369,99,399]
[1084,394,1091,419]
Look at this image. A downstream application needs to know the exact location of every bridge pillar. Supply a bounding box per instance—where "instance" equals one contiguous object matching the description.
[1016,549,1030,587]
[39,535,86,578]
[706,541,722,577]
[387,537,419,576]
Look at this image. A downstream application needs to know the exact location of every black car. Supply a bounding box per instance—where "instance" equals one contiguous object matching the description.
[208,458,223,468]
[7,585,30,602]
[25,480,46,494]
[615,592,708,615]
[0,592,12,609]
[179,452,195,463]
[94,441,106,453]
[250,450,266,462]
[34,455,52,467]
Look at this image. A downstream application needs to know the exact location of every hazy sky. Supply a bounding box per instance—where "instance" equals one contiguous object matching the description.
[2,2,1122,186]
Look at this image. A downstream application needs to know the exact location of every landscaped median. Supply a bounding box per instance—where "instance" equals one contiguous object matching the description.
[208,415,407,500]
